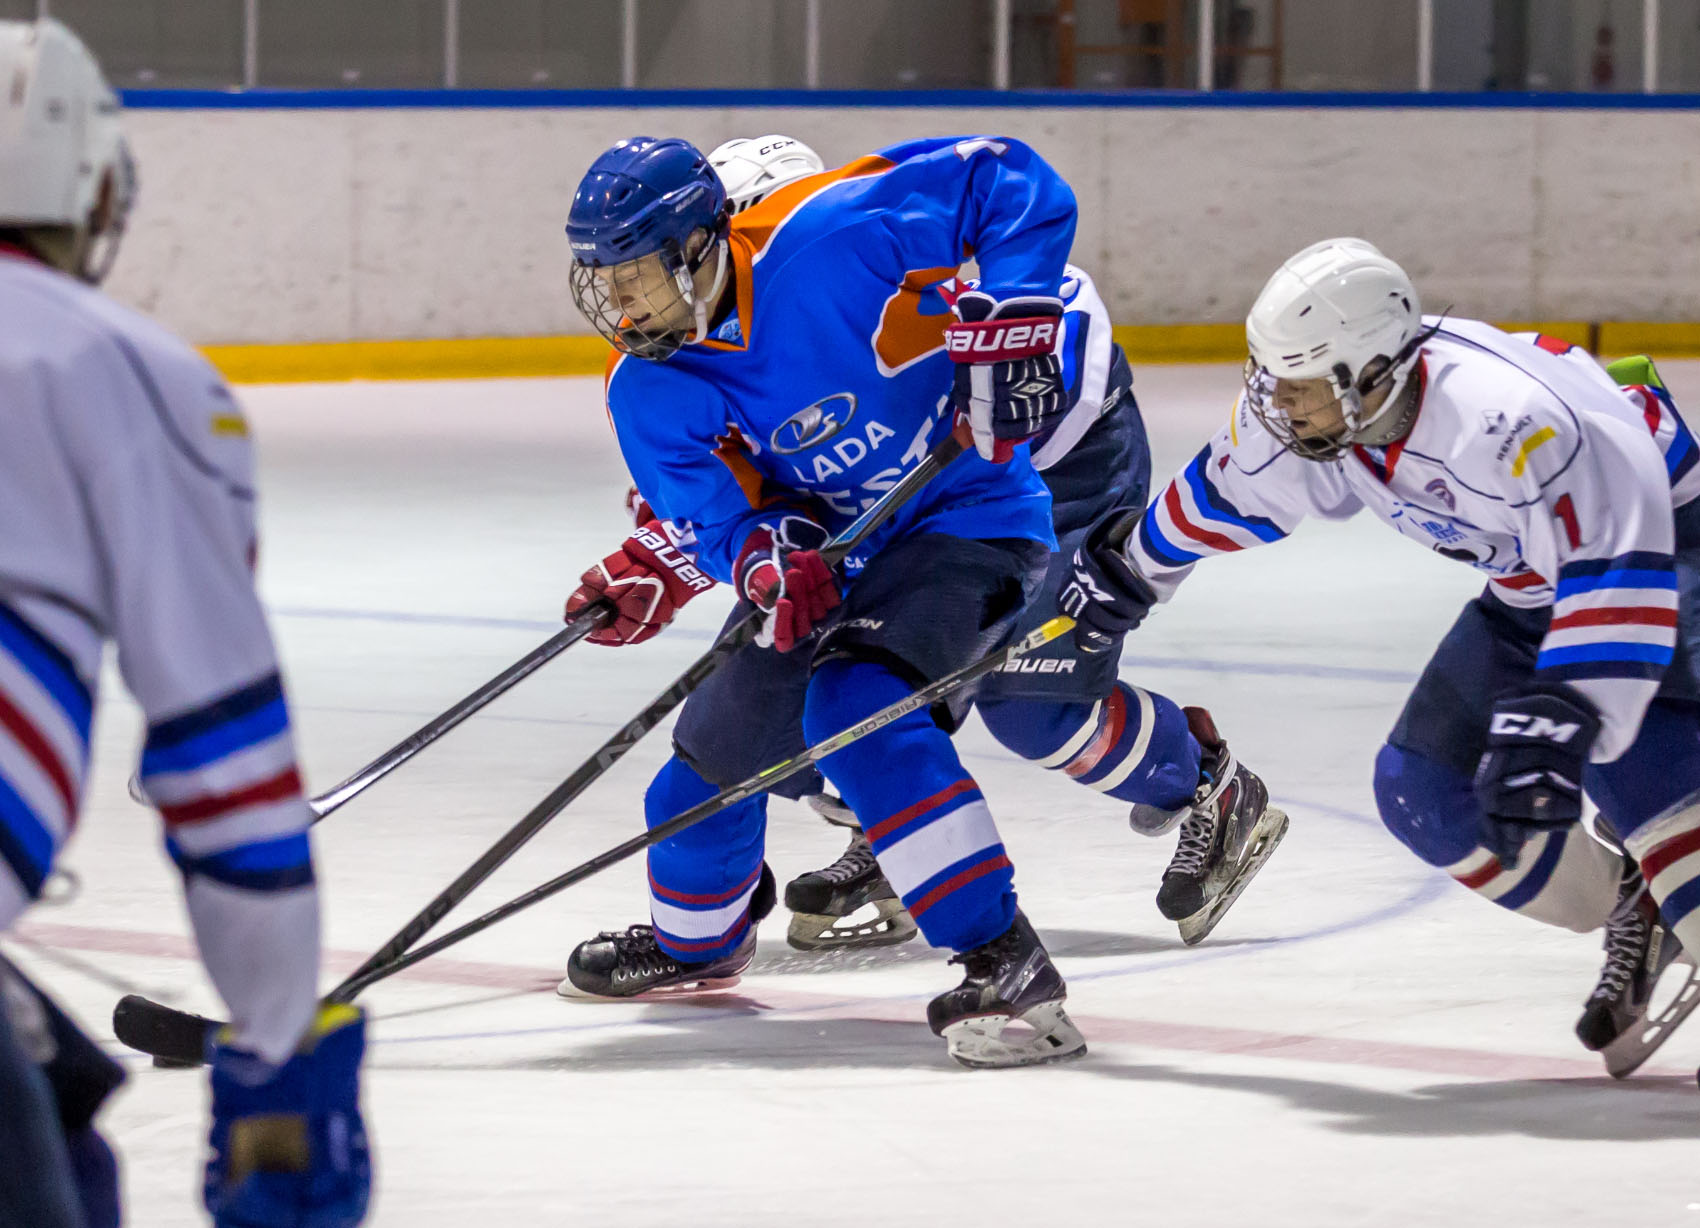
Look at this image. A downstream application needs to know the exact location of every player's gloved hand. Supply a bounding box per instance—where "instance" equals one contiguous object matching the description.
[1473,685,1600,866]
[567,521,717,646]
[1059,506,1158,653]
[944,290,1066,464]
[204,1004,371,1228]
[736,515,841,653]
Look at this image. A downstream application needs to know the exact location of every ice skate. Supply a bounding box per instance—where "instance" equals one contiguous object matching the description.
[558,923,757,999]
[926,910,1086,1069]
[1575,863,1700,1078]
[785,795,918,950]
[560,865,773,999]
[1156,707,1289,945]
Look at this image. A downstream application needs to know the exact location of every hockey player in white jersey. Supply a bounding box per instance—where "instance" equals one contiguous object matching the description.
[0,19,369,1226]
[1064,236,1700,1077]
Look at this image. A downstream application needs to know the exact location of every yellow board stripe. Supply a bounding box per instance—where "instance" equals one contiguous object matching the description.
[196,321,1700,385]
[1510,426,1558,477]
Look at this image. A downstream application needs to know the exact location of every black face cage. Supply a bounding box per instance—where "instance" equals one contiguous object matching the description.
[569,243,694,361]
[569,210,732,362]
[1242,358,1355,462]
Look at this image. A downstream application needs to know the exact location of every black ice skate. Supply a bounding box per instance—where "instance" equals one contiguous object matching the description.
[1575,863,1700,1078]
[1156,707,1289,945]
[784,795,918,950]
[926,910,1086,1069]
[558,866,773,999]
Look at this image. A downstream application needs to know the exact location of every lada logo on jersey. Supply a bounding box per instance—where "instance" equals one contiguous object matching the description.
[771,393,857,455]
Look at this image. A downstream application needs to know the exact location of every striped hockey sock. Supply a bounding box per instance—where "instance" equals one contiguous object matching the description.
[978,682,1199,810]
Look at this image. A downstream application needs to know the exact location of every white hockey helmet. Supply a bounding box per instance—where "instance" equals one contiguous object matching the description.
[0,17,134,282]
[708,135,825,213]
[1244,237,1429,460]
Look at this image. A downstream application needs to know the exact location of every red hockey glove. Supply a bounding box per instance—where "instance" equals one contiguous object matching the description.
[944,290,1066,464]
[735,515,841,653]
[567,521,716,646]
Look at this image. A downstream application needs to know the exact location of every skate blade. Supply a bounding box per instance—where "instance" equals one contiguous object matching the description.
[1177,807,1290,946]
[941,1001,1088,1070]
[785,900,919,951]
[555,972,745,1001]
[1602,955,1700,1079]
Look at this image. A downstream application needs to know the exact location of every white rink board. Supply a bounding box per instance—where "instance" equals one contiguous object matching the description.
[109,104,1700,344]
[7,364,1700,1226]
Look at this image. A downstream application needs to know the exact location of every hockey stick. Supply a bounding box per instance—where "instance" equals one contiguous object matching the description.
[114,431,966,1063]
[116,612,1074,1063]
[128,606,614,819]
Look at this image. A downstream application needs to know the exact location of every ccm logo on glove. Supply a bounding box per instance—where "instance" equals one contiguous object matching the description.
[1487,711,1587,742]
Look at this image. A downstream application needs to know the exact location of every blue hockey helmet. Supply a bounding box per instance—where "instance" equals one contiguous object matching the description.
[567,136,732,360]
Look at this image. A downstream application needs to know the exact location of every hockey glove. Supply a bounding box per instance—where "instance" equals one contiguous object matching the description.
[944,290,1066,464]
[736,514,841,653]
[205,1003,371,1228]
[1473,685,1600,866]
[1059,506,1158,653]
[568,521,717,646]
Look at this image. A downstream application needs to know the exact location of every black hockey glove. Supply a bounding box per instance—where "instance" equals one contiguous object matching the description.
[1059,506,1157,654]
[1472,685,1600,866]
[944,291,1066,464]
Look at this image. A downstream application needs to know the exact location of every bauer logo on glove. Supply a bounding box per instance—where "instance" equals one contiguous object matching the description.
[944,290,1067,464]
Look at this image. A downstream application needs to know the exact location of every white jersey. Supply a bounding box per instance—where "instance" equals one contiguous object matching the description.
[1029,263,1115,471]
[1129,316,1697,763]
[0,247,317,1062]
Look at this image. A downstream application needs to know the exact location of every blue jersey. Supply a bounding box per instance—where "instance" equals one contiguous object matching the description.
[604,136,1075,582]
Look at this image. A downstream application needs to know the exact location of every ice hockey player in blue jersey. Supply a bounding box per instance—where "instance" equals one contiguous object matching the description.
[558,131,1101,1067]
[573,136,1289,958]
[1064,237,1700,1078]
[0,19,370,1227]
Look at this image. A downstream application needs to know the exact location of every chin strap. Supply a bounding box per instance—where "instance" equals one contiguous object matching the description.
[687,239,731,344]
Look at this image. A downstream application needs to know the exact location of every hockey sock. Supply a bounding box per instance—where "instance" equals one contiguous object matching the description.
[978,683,1199,810]
[643,755,768,962]
[1589,700,1700,952]
[1374,743,1619,932]
[803,659,1015,952]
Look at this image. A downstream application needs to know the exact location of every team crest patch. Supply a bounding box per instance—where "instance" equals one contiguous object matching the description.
[1424,478,1456,510]
[770,393,857,454]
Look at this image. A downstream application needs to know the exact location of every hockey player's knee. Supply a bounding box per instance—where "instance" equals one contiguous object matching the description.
[644,755,764,853]
[1372,743,1480,867]
[978,697,1091,759]
[980,686,1197,810]
[802,659,931,765]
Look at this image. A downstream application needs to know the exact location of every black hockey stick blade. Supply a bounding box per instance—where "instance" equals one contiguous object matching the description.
[113,994,217,1067]
[329,615,1076,999]
[111,431,964,1063]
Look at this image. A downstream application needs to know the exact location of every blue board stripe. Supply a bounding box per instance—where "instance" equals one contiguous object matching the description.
[118,88,1700,112]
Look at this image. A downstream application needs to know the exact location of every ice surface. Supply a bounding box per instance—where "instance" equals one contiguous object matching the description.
[8,363,1700,1227]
